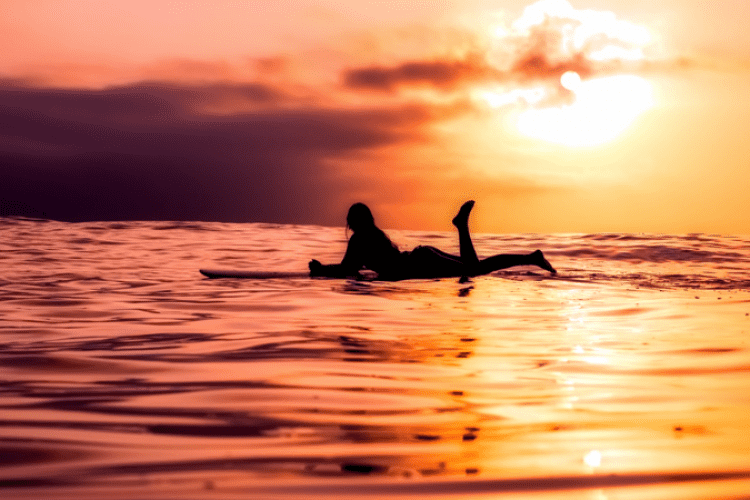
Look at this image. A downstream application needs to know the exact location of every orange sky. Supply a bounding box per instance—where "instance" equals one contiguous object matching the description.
[2,0,749,233]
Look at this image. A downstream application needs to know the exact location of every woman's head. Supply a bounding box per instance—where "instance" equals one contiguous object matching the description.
[345,202,398,251]
[346,203,375,233]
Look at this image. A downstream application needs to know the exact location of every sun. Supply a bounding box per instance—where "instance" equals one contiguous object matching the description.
[559,70,581,91]
[478,0,656,148]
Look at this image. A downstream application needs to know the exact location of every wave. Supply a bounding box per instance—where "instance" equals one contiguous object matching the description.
[551,243,746,264]
[2,218,749,291]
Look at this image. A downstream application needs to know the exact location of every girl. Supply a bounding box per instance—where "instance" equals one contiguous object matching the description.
[309,201,556,280]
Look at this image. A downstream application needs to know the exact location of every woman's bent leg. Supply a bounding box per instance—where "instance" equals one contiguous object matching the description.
[452,201,479,269]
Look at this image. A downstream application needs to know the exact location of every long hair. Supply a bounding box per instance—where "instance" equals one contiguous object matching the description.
[346,203,398,251]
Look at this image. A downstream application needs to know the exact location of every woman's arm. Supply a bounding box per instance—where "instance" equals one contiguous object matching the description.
[308,236,364,278]
[308,259,352,278]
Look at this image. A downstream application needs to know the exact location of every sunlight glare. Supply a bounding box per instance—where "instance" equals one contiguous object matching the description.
[589,46,645,62]
[516,75,653,147]
[483,0,656,146]
[476,87,545,108]
[511,0,652,59]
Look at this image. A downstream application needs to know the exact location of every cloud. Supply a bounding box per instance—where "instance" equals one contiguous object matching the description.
[341,47,598,95]
[1,0,671,226]
[342,0,658,94]
[0,77,559,228]
[343,56,500,92]
[0,81,436,224]
[509,30,594,80]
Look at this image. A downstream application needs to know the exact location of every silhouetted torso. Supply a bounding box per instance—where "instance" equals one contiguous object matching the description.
[339,230,405,278]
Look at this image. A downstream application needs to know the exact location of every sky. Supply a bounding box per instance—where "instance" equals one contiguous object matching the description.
[2,0,749,233]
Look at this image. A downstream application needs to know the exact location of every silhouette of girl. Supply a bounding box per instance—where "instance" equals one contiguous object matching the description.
[309,201,556,280]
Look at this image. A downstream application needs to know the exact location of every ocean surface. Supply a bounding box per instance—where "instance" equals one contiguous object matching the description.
[1,217,750,499]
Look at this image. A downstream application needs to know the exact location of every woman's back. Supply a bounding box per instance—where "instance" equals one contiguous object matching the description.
[342,228,403,277]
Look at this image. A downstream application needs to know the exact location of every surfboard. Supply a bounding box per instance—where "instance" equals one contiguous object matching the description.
[200,269,311,279]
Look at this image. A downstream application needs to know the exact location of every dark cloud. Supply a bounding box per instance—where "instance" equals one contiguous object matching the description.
[511,49,592,81]
[1,81,286,122]
[342,55,594,95]
[344,56,500,92]
[343,52,596,95]
[0,81,433,224]
[341,50,593,93]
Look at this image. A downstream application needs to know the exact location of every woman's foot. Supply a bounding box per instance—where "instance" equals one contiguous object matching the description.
[532,250,556,274]
[452,200,475,228]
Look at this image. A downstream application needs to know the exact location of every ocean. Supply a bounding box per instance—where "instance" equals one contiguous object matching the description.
[1,217,749,499]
